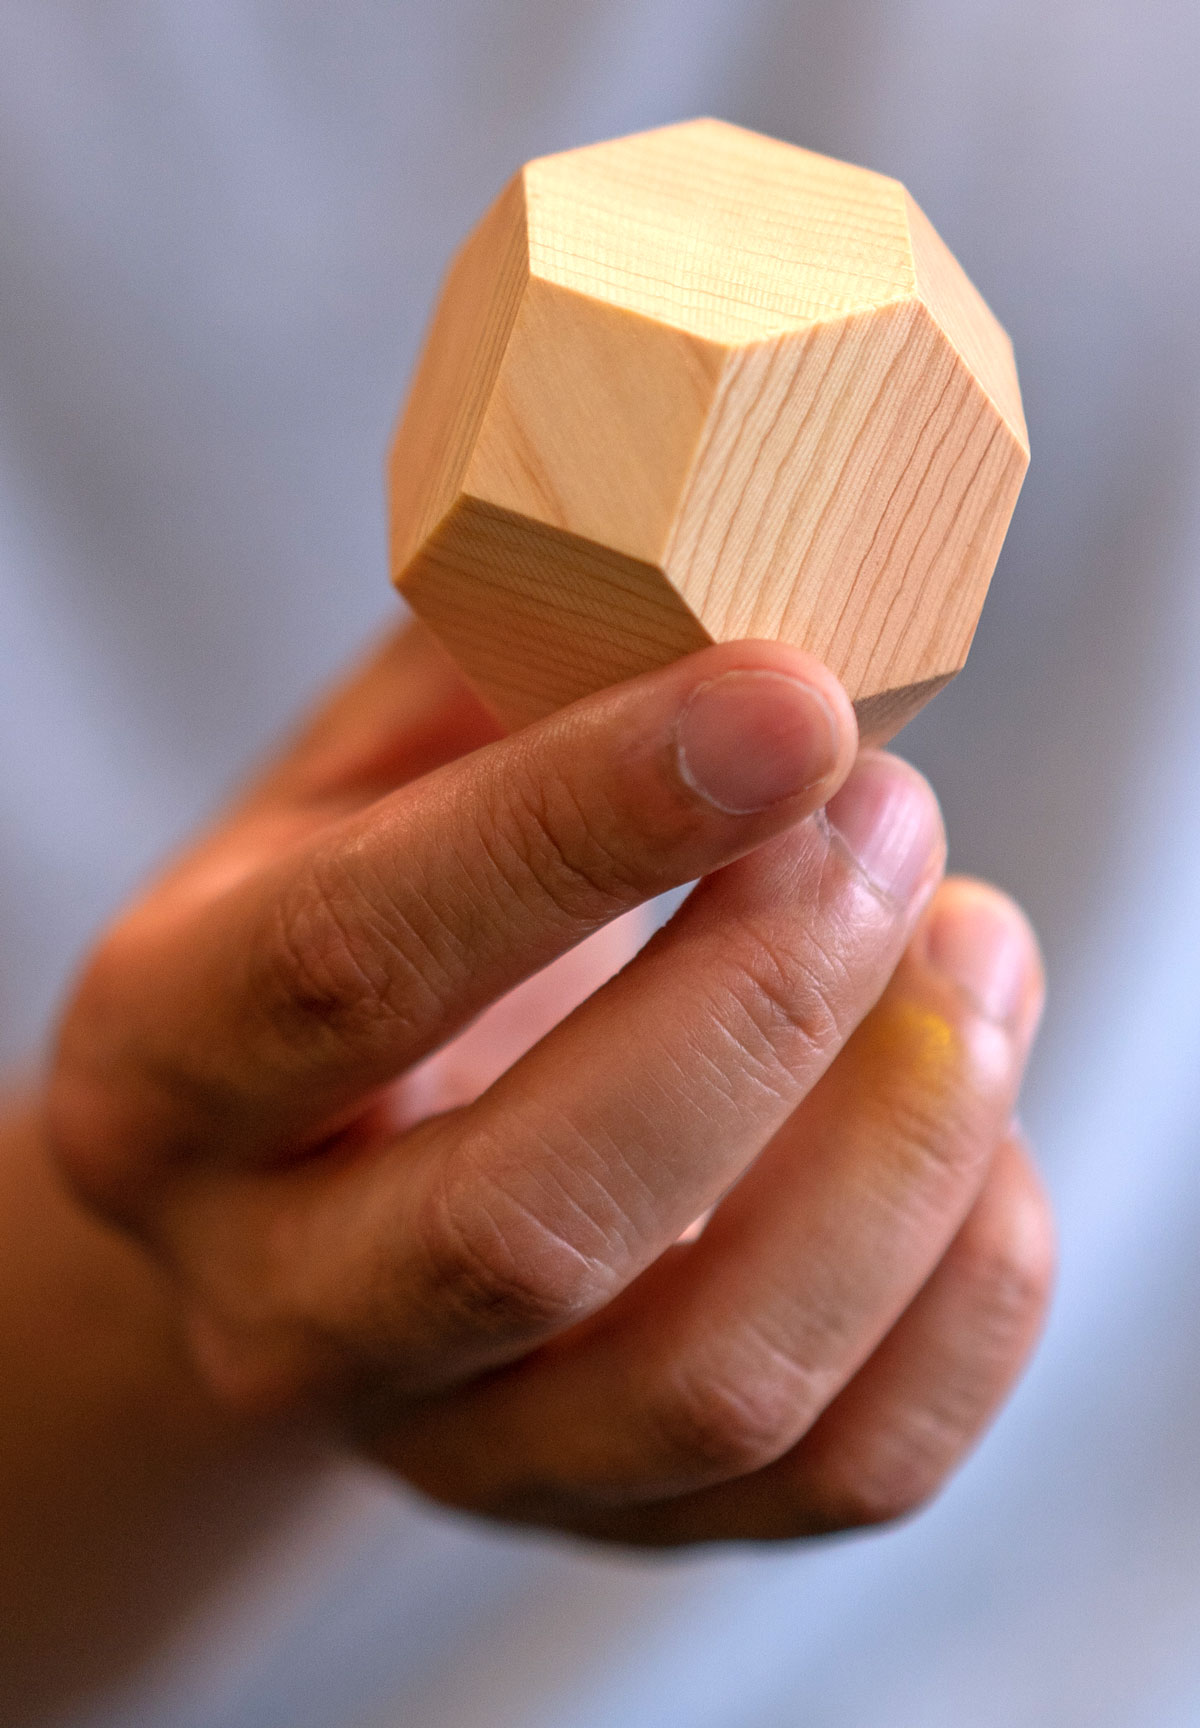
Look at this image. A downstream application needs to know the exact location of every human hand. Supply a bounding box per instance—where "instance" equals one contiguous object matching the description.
[48,621,1050,1545]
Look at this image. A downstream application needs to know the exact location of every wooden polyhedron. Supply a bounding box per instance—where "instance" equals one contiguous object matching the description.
[389,119,1028,742]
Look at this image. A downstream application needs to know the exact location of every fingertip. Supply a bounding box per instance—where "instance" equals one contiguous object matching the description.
[673,665,849,815]
[922,878,1045,1039]
[824,751,946,908]
[686,640,861,787]
[516,638,859,834]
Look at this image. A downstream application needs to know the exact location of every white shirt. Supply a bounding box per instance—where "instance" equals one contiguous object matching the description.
[2,3,1199,1723]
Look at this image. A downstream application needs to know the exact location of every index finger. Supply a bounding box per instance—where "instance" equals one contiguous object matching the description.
[52,641,858,1202]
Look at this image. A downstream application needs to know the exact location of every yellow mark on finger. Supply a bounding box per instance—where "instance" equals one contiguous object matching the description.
[855,996,961,1094]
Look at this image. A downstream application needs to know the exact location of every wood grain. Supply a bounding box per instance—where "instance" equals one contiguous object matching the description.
[389,119,1028,741]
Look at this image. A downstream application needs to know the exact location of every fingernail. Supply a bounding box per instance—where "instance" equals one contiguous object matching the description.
[675,670,840,814]
[925,885,1040,1027]
[824,753,943,904]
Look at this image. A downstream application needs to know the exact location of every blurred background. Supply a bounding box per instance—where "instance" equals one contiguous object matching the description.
[2,2,1199,1724]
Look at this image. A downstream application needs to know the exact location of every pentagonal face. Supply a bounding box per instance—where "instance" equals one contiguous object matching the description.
[665,293,1029,739]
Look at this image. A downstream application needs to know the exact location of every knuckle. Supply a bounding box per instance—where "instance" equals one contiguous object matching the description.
[266,855,388,1025]
[186,1307,349,1422]
[717,923,852,1081]
[646,1361,803,1484]
[889,1088,988,1194]
[873,1027,1013,1204]
[261,850,432,1048]
[45,1066,120,1215]
[46,921,160,1210]
[413,1153,613,1346]
[183,1219,388,1422]
[504,760,647,921]
[959,1181,1056,1344]
[807,1445,940,1532]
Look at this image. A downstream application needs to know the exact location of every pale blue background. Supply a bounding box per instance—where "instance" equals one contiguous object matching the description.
[2,3,1199,1723]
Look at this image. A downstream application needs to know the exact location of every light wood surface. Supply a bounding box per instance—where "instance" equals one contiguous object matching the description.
[389,118,1028,741]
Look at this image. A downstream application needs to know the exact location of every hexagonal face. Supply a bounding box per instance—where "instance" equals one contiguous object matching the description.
[390,119,1028,741]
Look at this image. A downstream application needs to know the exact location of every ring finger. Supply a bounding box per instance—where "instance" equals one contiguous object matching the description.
[377,878,1044,1516]
[557,1130,1054,1545]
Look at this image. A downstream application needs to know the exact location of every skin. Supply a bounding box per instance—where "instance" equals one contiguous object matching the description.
[0,620,1053,1711]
